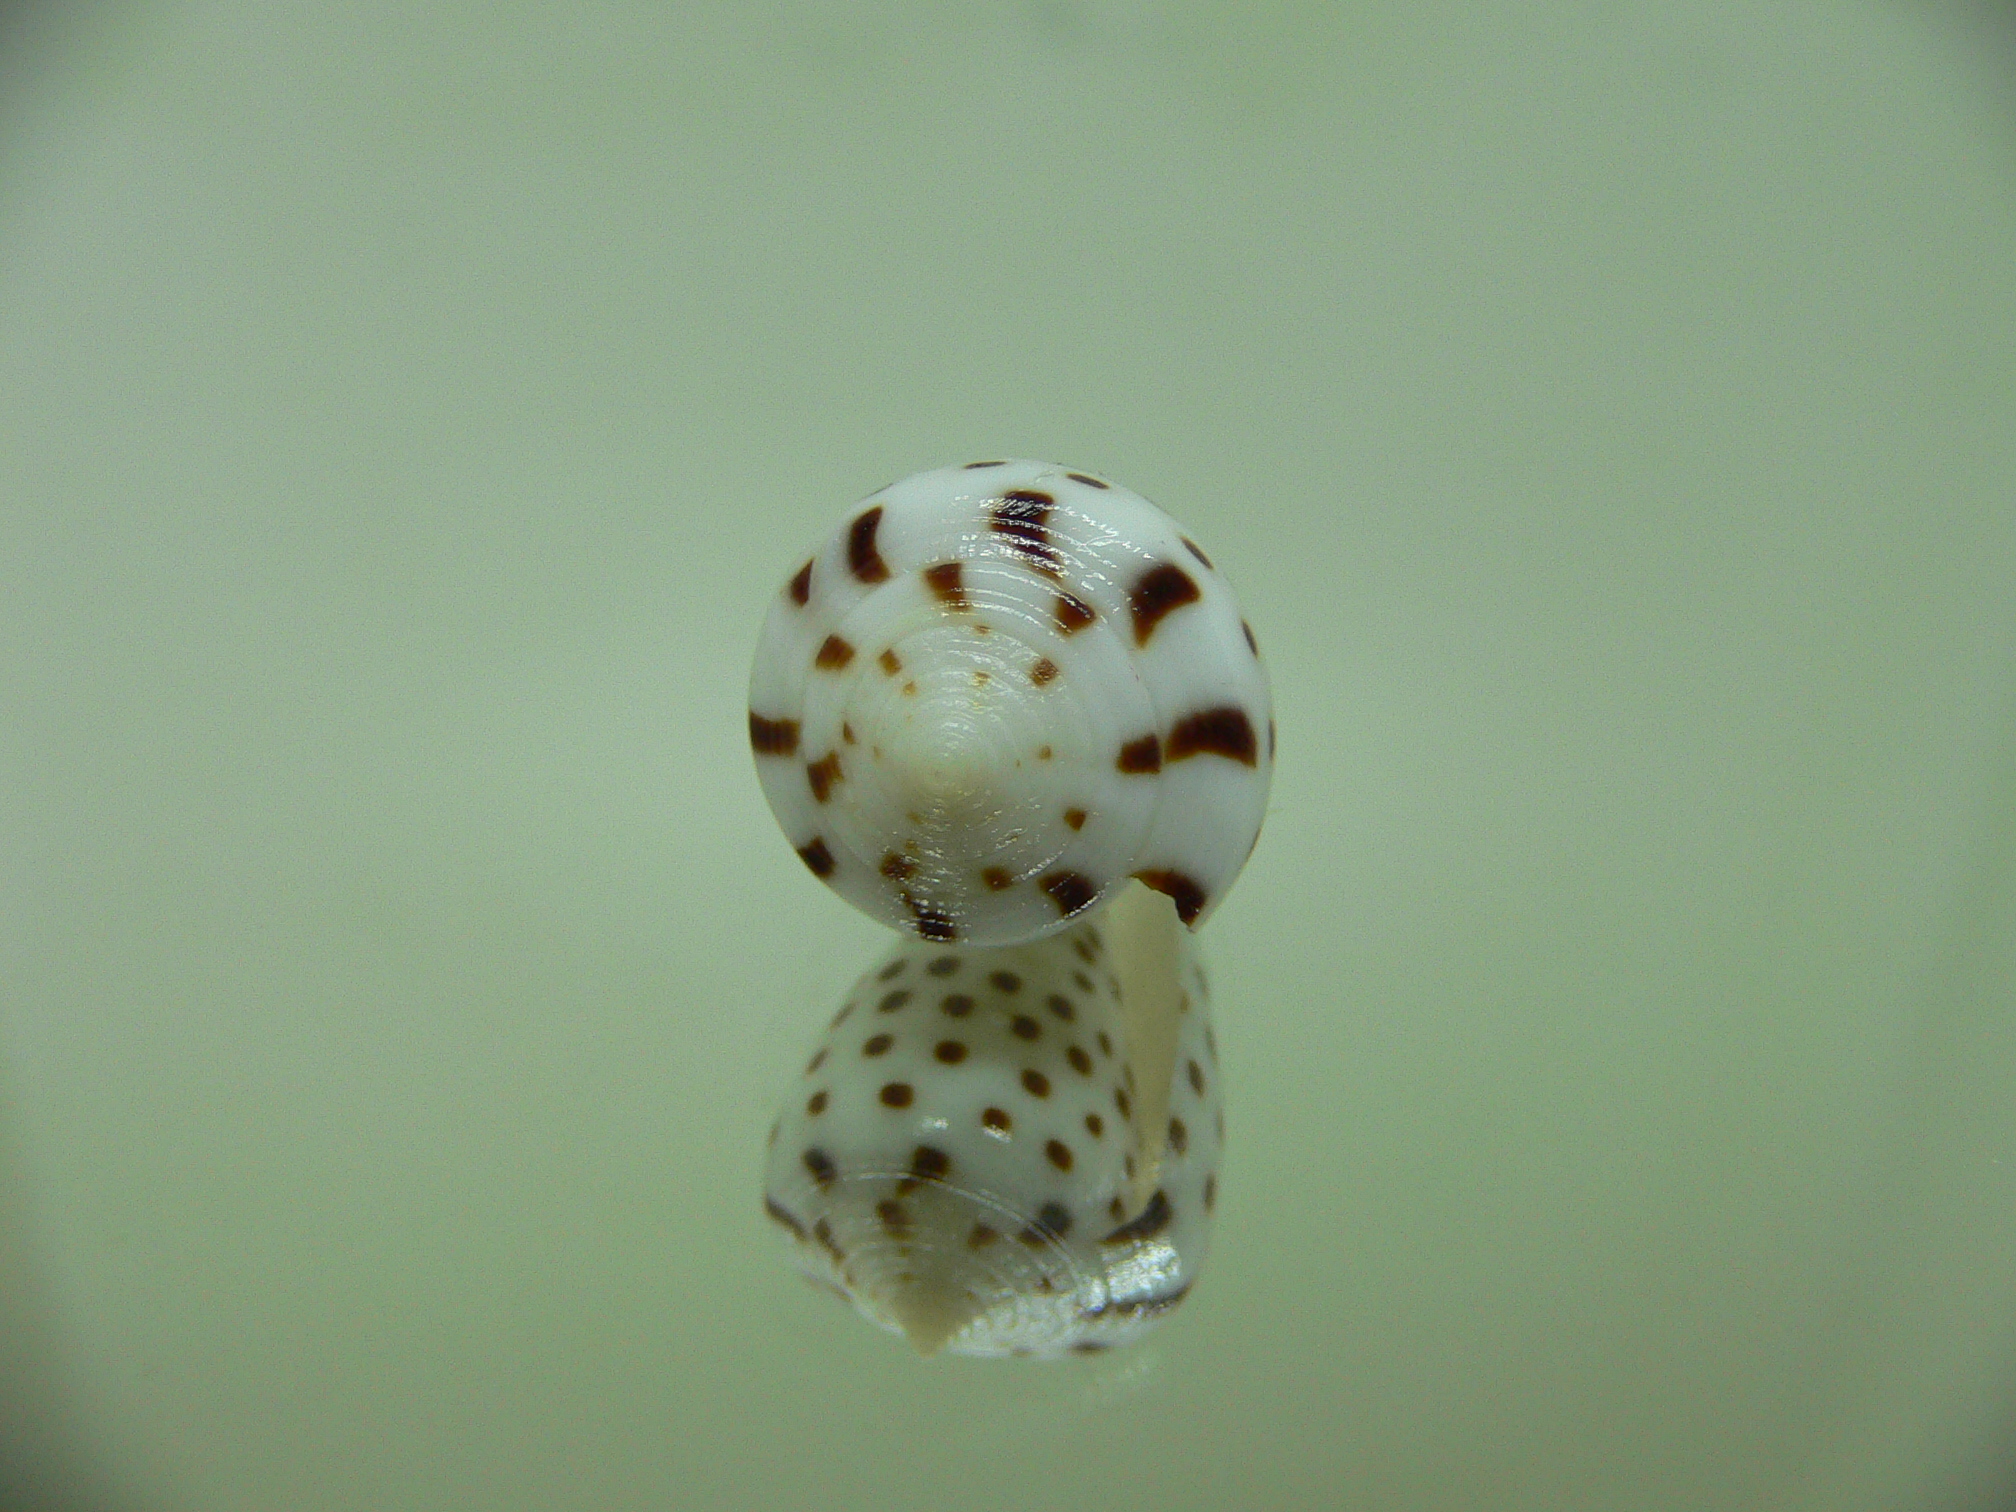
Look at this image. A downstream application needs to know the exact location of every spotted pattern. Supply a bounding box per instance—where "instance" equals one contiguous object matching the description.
[848,506,890,583]
[762,906,1223,1358]
[1128,563,1202,645]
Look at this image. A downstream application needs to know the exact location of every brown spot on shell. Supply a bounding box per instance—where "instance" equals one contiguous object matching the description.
[814,634,854,670]
[1168,1117,1188,1154]
[877,989,911,1012]
[788,559,813,605]
[748,712,800,756]
[806,751,844,802]
[980,866,1013,891]
[806,1049,827,1074]
[1115,1087,1131,1119]
[1046,993,1075,1021]
[981,1106,1012,1134]
[1066,472,1108,489]
[879,852,917,881]
[1021,1069,1050,1098]
[927,956,959,977]
[862,1034,893,1057]
[840,721,855,744]
[880,1082,914,1108]
[876,1198,911,1232]
[1166,706,1259,765]
[796,838,835,877]
[991,490,1060,571]
[847,506,890,583]
[1030,656,1059,686]
[1063,807,1087,830]
[1011,1014,1040,1041]
[765,1196,807,1240]
[1066,1045,1093,1075]
[1101,1189,1173,1245]
[941,993,975,1017]
[1117,734,1162,774]
[878,648,902,675]
[1135,868,1208,926]
[923,559,968,608]
[1188,1059,1206,1094]
[802,1148,837,1187]
[1053,591,1096,634]
[1040,870,1099,918]
[1269,718,1276,759]
[903,894,958,941]
[806,1090,827,1115]
[1128,562,1202,645]
[934,1040,967,1064]
[878,960,906,981]
[1085,1112,1103,1137]
[1181,536,1215,570]
[1045,1139,1073,1171]
[1037,745,1053,760]
[1204,1174,1217,1212]
[963,460,1007,469]
[1242,619,1259,656]
[990,970,1022,993]
[969,1223,999,1247]
[909,1145,951,1184]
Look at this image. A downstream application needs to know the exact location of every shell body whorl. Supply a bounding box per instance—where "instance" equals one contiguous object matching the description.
[748,461,1273,948]
[762,911,1221,1358]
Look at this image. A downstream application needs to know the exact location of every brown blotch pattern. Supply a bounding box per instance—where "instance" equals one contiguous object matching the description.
[1128,562,1202,645]
[880,1082,914,1108]
[1115,1087,1131,1119]
[1085,1112,1104,1137]
[878,959,906,981]
[847,506,890,583]
[802,1147,837,1187]
[1135,868,1208,926]
[765,1196,807,1240]
[749,712,800,756]
[969,1222,999,1247]
[862,1034,893,1057]
[1242,619,1259,656]
[904,894,958,942]
[879,851,916,881]
[796,838,835,877]
[806,751,844,802]
[876,1198,910,1232]
[1203,1174,1218,1212]
[877,989,911,1013]
[1046,993,1076,1021]
[1029,656,1059,686]
[923,559,968,609]
[941,993,975,1018]
[909,1145,950,1184]
[788,559,813,605]
[1021,1069,1051,1098]
[806,1090,827,1115]
[991,491,1060,571]
[1019,1201,1072,1244]
[841,721,856,744]
[1063,807,1087,830]
[1168,1116,1189,1154]
[1066,472,1108,489]
[814,633,854,670]
[934,1039,967,1064]
[1066,1045,1093,1075]
[1101,1189,1173,1245]
[1165,706,1259,765]
[806,1048,827,1074]
[1040,870,1099,918]
[927,956,960,977]
[1045,1139,1074,1172]
[1181,535,1215,570]
[1011,1015,1040,1041]
[963,460,1007,469]
[1054,591,1096,635]
[1188,1058,1206,1094]
[1117,733,1162,774]
[990,970,1022,993]
[981,1106,1013,1134]
[878,648,902,675]
[980,866,1013,891]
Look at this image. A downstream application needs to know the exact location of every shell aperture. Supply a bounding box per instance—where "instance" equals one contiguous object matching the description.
[748,461,1273,948]
[762,885,1222,1358]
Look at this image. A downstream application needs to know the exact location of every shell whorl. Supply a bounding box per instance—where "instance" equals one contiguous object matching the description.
[748,461,1274,947]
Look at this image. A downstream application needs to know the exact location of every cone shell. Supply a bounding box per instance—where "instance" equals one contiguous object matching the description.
[762,912,1222,1359]
[748,460,1273,947]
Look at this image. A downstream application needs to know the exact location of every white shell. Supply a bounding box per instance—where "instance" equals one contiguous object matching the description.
[748,460,1273,948]
[762,890,1222,1358]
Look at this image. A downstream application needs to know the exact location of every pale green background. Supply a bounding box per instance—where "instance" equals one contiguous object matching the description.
[2,3,2014,1509]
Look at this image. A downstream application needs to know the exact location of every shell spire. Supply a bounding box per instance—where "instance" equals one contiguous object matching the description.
[748,460,1274,948]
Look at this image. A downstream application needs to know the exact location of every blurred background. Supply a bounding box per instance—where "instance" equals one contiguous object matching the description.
[2,2,2014,1509]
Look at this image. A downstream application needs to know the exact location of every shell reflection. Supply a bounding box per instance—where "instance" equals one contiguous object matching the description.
[762,905,1222,1358]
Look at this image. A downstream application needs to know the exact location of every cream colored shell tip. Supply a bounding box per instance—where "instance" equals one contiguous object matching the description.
[748,461,1274,947]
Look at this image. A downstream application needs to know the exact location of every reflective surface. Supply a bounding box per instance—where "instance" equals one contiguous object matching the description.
[2,4,2014,1509]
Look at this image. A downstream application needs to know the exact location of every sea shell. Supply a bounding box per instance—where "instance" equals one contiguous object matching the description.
[762,884,1222,1358]
[748,460,1273,948]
